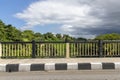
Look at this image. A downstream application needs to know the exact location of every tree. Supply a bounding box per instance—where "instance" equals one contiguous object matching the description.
[95,33,120,40]
[76,37,87,41]
[0,19,81,41]
[56,34,62,40]
[63,34,74,41]
[0,20,6,41]
[5,25,22,41]
[21,30,34,41]
[34,32,43,41]
[43,32,57,41]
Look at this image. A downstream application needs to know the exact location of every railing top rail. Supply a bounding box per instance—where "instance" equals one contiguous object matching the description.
[36,41,66,43]
[1,40,120,44]
[68,40,98,43]
[1,42,32,44]
[103,40,120,43]
[1,40,99,44]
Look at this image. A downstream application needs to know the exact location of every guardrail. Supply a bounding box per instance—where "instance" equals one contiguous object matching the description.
[0,40,120,58]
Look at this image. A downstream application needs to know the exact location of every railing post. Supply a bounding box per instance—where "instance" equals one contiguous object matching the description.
[65,38,70,58]
[66,42,70,58]
[0,42,2,58]
[32,40,36,58]
[98,40,103,57]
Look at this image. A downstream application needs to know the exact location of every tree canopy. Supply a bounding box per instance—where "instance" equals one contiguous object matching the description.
[0,19,86,41]
[95,33,120,40]
[0,19,120,41]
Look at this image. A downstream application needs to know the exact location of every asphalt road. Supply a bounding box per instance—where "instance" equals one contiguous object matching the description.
[0,70,120,80]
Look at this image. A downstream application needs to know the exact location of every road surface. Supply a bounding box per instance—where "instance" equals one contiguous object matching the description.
[0,70,120,80]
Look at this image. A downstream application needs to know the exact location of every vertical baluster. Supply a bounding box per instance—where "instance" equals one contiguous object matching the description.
[77,43,79,57]
[86,43,90,55]
[91,42,92,56]
[94,42,98,56]
[94,43,96,56]
[12,44,13,57]
[118,43,120,56]
[114,43,116,56]
[42,43,44,57]
[8,44,10,57]
[95,43,97,56]
[80,43,82,56]
[109,43,112,56]
[55,43,57,57]
[21,44,22,57]
[90,43,92,56]
[18,43,19,57]
[68,43,70,57]
[51,43,53,57]
[81,43,83,56]
[15,43,17,57]
[48,43,50,57]
[40,43,42,57]
[71,43,72,57]
[4,44,5,57]
[44,43,46,57]
[74,43,76,57]
[24,43,26,57]
[37,43,39,57]
[59,43,61,57]
[92,43,94,56]
[117,42,119,56]
[113,42,115,56]
[5,44,7,57]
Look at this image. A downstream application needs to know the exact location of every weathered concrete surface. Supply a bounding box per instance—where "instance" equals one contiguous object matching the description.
[0,58,120,64]
[0,70,120,80]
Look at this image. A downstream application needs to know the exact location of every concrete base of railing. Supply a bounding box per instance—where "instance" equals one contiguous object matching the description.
[0,62,120,72]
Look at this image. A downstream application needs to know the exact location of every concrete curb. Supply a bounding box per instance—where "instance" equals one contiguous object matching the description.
[0,62,120,72]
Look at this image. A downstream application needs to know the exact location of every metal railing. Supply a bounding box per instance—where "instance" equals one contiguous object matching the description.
[1,42,32,58]
[69,41,98,57]
[102,40,120,57]
[0,40,120,58]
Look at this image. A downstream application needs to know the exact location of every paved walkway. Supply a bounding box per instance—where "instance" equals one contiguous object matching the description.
[0,58,120,64]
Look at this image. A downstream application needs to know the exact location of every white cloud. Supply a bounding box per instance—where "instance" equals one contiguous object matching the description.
[15,0,120,38]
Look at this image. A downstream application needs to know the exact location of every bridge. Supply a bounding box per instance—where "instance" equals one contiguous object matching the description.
[0,40,120,72]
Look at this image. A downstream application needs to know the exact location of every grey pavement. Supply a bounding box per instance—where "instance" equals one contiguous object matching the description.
[1,58,120,64]
[0,70,120,80]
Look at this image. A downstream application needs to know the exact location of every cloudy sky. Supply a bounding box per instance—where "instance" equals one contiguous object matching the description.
[0,0,120,38]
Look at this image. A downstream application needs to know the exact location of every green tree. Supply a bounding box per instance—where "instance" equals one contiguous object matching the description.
[95,33,120,40]
[76,37,87,41]
[0,19,80,42]
[63,34,74,41]
[56,34,62,40]
[21,30,34,41]
[43,32,57,41]
[34,32,43,41]
[0,20,6,41]
[5,25,22,41]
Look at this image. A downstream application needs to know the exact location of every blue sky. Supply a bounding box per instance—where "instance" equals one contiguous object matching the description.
[0,0,62,34]
[0,0,35,27]
[0,0,120,38]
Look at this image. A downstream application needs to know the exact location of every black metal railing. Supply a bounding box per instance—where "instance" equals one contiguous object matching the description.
[1,40,120,58]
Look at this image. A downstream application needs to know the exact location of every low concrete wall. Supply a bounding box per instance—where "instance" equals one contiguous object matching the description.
[0,62,120,72]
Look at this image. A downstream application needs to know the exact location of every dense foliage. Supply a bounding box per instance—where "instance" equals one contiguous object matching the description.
[0,19,120,41]
[95,33,120,40]
[0,20,87,41]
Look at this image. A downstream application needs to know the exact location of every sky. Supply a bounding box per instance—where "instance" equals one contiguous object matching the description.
[0,0,120,39]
